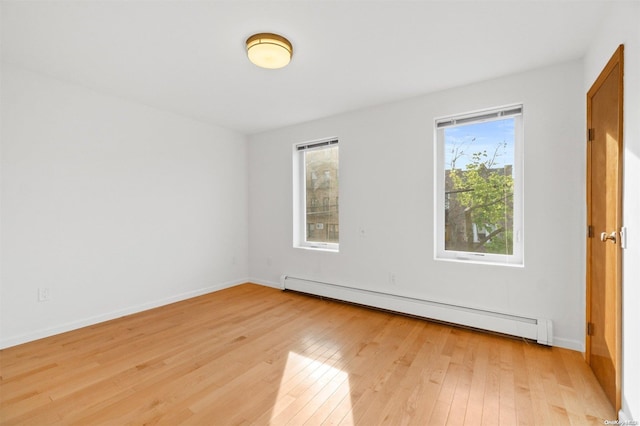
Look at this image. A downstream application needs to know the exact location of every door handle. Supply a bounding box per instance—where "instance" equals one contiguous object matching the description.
[600,231,617,243]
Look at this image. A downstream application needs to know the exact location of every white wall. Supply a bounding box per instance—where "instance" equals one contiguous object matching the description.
[0,64,249,348]
[584,2,640,421]
[248,60,585,351]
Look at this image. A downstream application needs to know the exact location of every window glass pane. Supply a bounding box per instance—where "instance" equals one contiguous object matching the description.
[444,117,514,255]
[305,146,339,244]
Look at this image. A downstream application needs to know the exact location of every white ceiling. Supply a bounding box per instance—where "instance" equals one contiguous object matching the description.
[1,1,614,135]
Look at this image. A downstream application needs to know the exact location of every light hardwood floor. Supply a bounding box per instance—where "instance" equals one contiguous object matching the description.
[0,283,615,425]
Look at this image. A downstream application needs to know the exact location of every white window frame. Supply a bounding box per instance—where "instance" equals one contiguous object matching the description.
[293,138,339,252]
[434,105,524,266]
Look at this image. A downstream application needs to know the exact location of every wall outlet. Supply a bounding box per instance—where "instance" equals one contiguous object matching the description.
[389,272,396,286]
[38,287,50,302]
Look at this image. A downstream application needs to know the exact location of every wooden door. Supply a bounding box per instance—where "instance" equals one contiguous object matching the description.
[586,44,623,411]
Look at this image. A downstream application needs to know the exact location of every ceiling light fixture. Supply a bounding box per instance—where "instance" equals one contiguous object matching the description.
[246,33,293,69]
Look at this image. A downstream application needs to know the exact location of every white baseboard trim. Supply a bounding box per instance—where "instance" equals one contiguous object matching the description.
[551,337,584,352]
[0,278,248,350]
[618,408,633,423]
[249,278,284,289]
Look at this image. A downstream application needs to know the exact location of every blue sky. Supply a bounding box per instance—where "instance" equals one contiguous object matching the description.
[444,117,515,170]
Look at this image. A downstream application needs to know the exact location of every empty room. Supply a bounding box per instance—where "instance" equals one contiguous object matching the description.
[1,1,639,424]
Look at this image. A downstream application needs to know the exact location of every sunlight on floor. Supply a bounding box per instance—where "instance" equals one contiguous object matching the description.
[270,351,354,424]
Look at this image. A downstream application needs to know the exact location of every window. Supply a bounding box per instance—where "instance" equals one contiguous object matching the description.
[435,105,523,265]
[294,138,339,251]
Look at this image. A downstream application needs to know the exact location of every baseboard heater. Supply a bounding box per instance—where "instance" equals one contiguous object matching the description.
[281,275,553,346]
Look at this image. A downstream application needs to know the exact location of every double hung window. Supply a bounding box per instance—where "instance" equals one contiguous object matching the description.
[294,138,339,251]
[435,105,523,265]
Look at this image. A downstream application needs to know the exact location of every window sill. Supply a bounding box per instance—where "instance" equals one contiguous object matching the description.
[295,244,339,253]
[435,255,524,268]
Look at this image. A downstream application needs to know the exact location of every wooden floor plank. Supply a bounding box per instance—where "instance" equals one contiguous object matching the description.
[512,342,536,425]
[463,333,489,425]
[0,284,616,425]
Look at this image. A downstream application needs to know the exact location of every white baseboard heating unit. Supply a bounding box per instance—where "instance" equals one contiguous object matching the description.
[281,275,553,346]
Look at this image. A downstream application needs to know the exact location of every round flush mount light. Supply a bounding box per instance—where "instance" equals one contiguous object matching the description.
[246,33,293,69]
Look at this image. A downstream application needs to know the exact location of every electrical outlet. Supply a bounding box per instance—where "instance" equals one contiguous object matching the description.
[389,272,396,286]
[38,287,50,302]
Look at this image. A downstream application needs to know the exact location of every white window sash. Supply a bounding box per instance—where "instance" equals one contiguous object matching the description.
[434,105,523,266]
[293,138,339,252]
